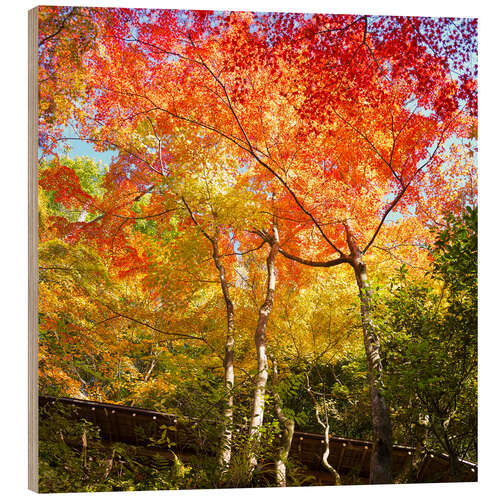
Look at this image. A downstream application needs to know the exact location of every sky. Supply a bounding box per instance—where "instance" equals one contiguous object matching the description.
[56,126,116,165]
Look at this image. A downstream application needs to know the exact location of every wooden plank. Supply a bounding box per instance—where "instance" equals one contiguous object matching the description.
[337,442,347,470]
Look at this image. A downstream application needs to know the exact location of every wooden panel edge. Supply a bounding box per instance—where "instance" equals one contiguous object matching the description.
[28,5,39,494]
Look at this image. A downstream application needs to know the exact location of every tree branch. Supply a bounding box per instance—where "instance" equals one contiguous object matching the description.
[278,247,351,268]
[39,7,76,47]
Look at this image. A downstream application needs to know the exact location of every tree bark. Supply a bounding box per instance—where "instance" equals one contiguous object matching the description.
[77,200,91,222]
[211,227,235,474]
[181,199,235,475]
[270,355,294,487]
[305,374,341,485]
[248,222,280,476]
[266,223,393,483]
[440,429,461,481]
[395,440,426,483]
[345,225,393,484]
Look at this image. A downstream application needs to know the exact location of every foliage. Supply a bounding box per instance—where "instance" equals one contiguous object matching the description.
[39,403,196,492]
[378,207,477,477]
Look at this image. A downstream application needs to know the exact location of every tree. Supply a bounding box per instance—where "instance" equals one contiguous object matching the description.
[379,207,477,481]
[38,7,100,154]
[176,150,272,474]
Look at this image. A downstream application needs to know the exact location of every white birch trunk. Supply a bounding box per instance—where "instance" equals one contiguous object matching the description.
[211,227,235,474]
[270,356,294,487]
[248,222,279,476]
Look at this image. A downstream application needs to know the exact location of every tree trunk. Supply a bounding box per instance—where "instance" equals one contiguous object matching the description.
[274,418,294,487]
[305,373,341,485]
[77,201,91,222]
[441,431,461,481]
[270,356,294,487]
[346,225,392,484]
[320,422,341,485]
[212,227,235,474]
[248,222,279,476]
[353,261,393,483]
[266,224,393,483]
[182,199,237,475]
[395,440,426,483]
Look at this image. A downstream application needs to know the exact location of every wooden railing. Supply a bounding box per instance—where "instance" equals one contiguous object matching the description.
[39,395,477,484]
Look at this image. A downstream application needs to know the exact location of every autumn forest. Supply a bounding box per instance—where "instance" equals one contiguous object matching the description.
[36,6,477,492]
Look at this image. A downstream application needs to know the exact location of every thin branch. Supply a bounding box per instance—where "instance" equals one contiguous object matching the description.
[362,109,462,254]
[39,266,74,271]
[85,185,156,224]
[90,315,120,329]
[330,107,391,169]
[111,208,176,221]
[39,7,76,47]
[200,240,266,263]
[97,302,208,343]
[181,197,213,242]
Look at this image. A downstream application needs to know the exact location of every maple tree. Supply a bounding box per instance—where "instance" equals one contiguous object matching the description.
[37,6,477,489]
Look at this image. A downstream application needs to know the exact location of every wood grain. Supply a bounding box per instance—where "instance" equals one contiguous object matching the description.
[28,6,39,493]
